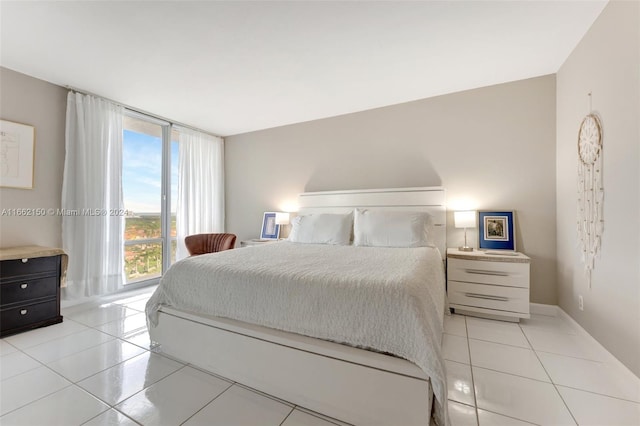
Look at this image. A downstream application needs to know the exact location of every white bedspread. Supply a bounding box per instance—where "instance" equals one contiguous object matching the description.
[147,241,448,425]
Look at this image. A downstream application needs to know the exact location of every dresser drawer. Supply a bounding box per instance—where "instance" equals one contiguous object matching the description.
[448,280,529,314]
[1,276,58,307]
[1,299,60,333]
[448,258,529,288]
[0,256,60,280]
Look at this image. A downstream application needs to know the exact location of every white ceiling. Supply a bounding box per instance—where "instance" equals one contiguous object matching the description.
[1,1,607,136]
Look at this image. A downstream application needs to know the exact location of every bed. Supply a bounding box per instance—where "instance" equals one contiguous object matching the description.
[147,187,448,426]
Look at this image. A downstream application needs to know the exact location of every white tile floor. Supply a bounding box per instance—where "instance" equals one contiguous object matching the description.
[0,287,346,426]
[444,314,640,426]
[1,286,639,425]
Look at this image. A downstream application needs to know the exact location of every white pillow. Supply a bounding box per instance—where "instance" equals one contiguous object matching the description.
[353,209,432,247]
[288,213,353,245]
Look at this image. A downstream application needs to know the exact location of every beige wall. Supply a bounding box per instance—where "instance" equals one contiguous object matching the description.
[0,67,67,248]
[226,75,558,304]
[556,1,640,376]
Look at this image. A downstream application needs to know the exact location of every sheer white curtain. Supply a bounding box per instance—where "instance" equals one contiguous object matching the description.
[175,127,225,260]
[62,92,125,299]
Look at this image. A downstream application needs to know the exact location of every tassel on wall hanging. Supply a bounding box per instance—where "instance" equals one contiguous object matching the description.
[577,95,603,287]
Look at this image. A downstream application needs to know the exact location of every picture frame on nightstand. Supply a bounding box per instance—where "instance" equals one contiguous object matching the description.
[260,212,280,240]
[478,210,516,251]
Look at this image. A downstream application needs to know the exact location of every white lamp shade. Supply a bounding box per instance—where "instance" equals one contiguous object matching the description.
[275,212,290,226]
[454,211,476,228]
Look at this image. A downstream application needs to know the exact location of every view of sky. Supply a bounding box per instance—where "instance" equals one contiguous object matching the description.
[122,129,178,214]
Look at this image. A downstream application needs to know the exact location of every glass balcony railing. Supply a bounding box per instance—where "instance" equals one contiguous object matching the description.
[124,240,162,284]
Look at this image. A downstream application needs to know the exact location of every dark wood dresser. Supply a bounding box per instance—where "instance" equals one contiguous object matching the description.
[0,246,66,337]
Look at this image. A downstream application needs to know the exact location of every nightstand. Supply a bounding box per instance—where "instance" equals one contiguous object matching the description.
[240,239,278,248]
[447,248,530,322]
[0,246,66,337]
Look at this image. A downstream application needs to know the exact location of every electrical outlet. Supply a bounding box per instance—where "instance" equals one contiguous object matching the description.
[579,295,584,311]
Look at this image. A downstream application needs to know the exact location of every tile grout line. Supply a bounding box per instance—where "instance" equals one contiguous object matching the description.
[81,350,186,410]
[14,293,635,425]
[69,345,153,388]
[463,316,481,426]
[0,337,92,418]
[465,335,531,350]
[0,330,151,423]
[20,328,119,365]
[0,375,75,419]
[520,322,632,367]
[75,405,111,426]
[79,406,143,426]
[45,336,149,383]
[0,294,157,422]
[277,406,296,426]
[469,365,552,386]
[177,380,234,426]
[186,363,237,384]
[518,322,580,426]
[553,383,640,405]
[233,381,296,407]
[294,406,351,426]
[69,311,144,329]
[3,318,90,351]
[477,406,541,426]
[111,407,144,426]
[0,347,42,381]
[528,347,610,363]
[79,298,157,412]
[112,363,190,416]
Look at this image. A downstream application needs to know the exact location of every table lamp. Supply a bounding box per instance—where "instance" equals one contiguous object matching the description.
[454,211,476,252]
[275,212,290,239]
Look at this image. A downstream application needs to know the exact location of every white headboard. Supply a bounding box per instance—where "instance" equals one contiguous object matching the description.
[297,187,446,259]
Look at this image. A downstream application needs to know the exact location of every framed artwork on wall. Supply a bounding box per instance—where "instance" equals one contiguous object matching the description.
[0,119,35,189]
[478,211,516,251]
[260,212,280,240]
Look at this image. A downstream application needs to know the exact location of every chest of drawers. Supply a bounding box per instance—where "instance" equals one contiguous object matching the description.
[0,251,64,337]
[447,248,530,322]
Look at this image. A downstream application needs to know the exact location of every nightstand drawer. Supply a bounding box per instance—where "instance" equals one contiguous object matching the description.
[1,276,59,307]
[448,258,529,288]
[448,280,529,314]
[1,299,60,332]
[240,240,278,247]
[0,256,59,280]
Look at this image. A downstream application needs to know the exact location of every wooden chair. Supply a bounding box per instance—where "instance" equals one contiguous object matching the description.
[184,233,237,256]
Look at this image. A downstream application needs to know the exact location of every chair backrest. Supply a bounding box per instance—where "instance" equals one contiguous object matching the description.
[184,233,237,256]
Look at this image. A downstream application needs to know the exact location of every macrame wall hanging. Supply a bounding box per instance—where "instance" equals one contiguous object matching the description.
[577,93,603,287]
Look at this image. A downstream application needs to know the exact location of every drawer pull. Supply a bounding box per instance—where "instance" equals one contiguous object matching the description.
[20,309,28,315]
[21,258,28,263]
[465,269,509,277]
[20,283,28,289]
[464,293,509,302]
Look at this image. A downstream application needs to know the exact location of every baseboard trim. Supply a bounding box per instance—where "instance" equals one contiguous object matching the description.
[61,295,100,309]
[556,307,640,380]
[61,283,158,309]
[529,303,559,316]
[527,303,639,380]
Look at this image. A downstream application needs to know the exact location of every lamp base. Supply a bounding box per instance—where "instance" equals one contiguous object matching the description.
[458,246,474,252]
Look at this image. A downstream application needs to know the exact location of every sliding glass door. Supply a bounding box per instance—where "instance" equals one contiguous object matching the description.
[122,112,178,285]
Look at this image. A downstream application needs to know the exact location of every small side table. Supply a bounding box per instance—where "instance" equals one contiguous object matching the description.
[0,246,67,337]
[240,239,279,248]
[447,248,530,322]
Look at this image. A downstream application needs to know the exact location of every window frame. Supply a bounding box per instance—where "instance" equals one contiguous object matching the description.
[122,110,175,288]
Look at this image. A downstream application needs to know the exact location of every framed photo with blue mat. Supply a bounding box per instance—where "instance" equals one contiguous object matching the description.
[260,212,280,240]
[478,211,515,251]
